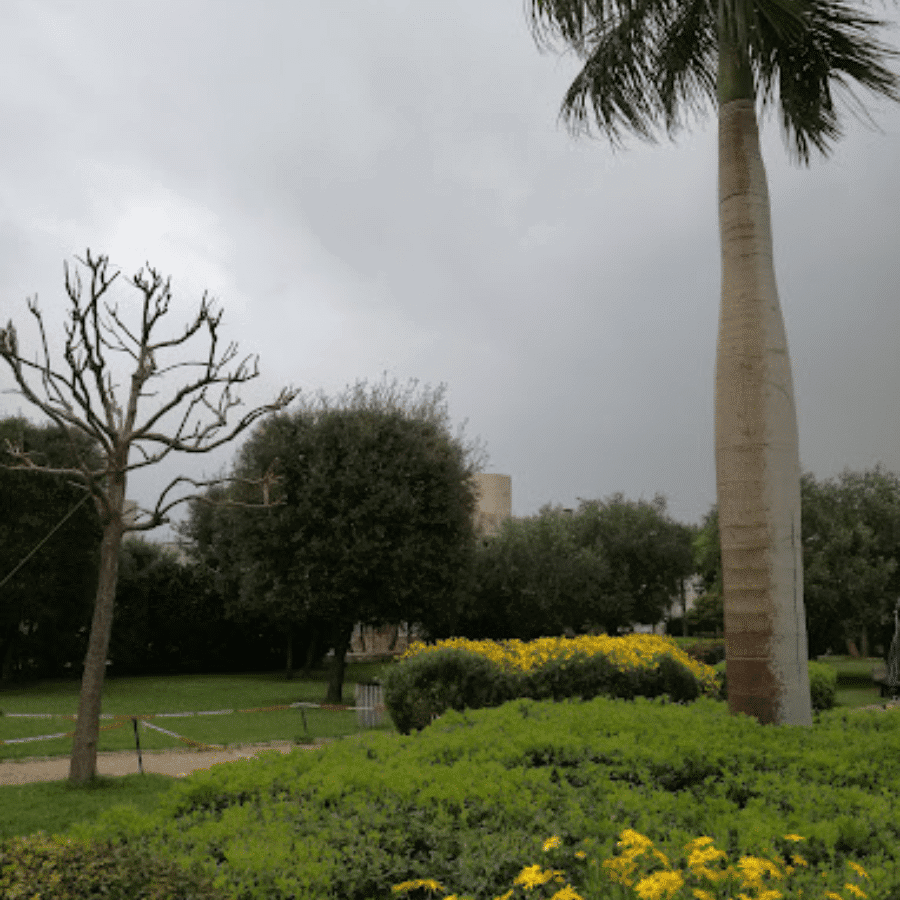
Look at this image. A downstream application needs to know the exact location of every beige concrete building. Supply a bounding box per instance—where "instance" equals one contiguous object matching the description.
[472,472,512,537]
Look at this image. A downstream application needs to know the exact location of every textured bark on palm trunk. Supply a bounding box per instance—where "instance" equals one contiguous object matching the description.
[716,99,812,726]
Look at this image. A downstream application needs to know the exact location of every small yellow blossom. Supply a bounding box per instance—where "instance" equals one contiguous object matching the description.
[692,891,717,900]
[603,854,638,887]
[550,886,583,900]
[783,834,804,843]
[514,865,561,890]
[823,892,844,900]
[634,871,685,900]
[847,861,870,880]
[618,829,655,854]
[791,854,809,868]
[393,879,446,895]
[543,836,562,852]
[574,850,587,860]
[844,883,867,899]
[494,891,514,900]
[736,855,782,887]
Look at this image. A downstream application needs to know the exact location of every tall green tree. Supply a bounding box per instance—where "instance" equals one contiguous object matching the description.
[526,0,898,724]
[0,417,102,680]
[802,468,900,658]
[460,509,610,639]
[573,493,696,633]
[186,378,483,703]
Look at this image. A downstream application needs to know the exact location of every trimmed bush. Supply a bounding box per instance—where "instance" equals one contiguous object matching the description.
[0,832,225,900]
[384,635,711,732]
[808,660,838,712]
[382,648,511,733]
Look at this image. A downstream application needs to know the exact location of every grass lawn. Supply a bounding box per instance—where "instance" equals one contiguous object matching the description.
[0,774,175,840]
[0,662,395,761]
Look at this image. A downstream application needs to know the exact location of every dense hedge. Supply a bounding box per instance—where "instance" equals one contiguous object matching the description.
[0,832,226,899]
[68,697,900,900]
[383,635,716,733]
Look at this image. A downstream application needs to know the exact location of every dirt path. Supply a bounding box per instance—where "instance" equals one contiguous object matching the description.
[0,741,307,785]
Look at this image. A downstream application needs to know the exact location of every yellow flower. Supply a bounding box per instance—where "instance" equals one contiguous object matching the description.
[844,883,867,899]
[602,855,637,887]
[618,829,655,854]
[791,854,808,868]
[847,861,870,880]
[692,891,716,900]
[550,886,583,900]
[494,891,514,900]
[823,893,844,900]
[514,865,561,890]
[634,871,685,900]
[783,834,804,843]
[543,836,562,852]
[393,879,445,895]
[736,855,782,887]
[574,850,587,860]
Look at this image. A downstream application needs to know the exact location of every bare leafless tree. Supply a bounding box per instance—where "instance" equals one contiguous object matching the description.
[0,250,297,783]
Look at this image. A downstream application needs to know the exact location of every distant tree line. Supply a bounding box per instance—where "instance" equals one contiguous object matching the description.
[4,407,899,688]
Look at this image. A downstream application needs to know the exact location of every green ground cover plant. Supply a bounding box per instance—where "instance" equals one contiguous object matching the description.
[37,696,898,900]
[0,832,228,899]
[0,665,395,760]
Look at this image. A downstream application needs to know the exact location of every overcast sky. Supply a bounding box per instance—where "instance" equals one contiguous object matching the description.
[2,0,899,538]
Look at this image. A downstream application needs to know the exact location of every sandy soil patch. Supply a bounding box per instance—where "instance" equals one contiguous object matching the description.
[0,741,309,785]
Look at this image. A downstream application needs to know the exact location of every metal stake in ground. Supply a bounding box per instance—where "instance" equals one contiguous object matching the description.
[132,717,143,774]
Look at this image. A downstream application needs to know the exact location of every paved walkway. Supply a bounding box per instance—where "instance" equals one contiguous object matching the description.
[0,741,302,785]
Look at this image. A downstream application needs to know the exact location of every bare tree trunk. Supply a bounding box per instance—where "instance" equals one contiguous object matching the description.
[325,622,354,705]
[716,98,812,725]
[69,478,126,784]
[285,623,294,681]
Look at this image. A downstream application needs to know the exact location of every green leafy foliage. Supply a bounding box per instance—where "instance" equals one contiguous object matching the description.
[69,697,900,900]
[0,832,226,899]
[807,660,838,713]
[0,417,103,681]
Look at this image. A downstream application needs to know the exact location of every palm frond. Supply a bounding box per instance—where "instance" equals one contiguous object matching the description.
[752,0,900,162]
[556,0,717,141]
[526,0,900,161]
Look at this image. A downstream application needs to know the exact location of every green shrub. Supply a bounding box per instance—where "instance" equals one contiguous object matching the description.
[75,697,900,900]
[382,648,510,733]
[516,651,700,705]
[683,639,726,665]
[0,832,225,900]
[808,660,838,712]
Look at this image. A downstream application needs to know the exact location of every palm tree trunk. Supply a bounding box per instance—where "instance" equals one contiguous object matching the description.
[69,477,126,783]
[715,98,812,725]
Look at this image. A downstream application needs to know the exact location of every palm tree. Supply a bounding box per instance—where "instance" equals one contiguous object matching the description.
[526,0,898,724]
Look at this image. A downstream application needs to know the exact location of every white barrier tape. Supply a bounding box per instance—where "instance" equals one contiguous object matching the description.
[140,719,224,751]
[3,699,379,721]
[2,731,69,744]
[4,713,68,719]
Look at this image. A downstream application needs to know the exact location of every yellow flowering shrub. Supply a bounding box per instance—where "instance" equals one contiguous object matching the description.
[392,830,875,900]
[401,634,719,696]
